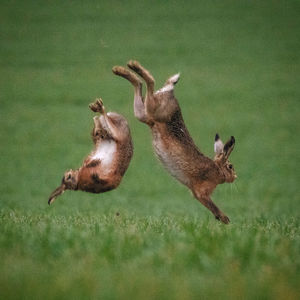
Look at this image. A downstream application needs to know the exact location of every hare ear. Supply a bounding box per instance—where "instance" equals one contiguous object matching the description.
[223,136,235,158]
[48,183,66,205]
[214,133,224,154]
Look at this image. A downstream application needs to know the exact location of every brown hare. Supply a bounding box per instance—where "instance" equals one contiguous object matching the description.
[48,98,133,205]
[113,61,236,224]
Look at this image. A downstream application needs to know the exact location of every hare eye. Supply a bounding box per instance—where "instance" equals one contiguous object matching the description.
[95,130,102,136]
[67,174,72,180]
[228,164,233,169]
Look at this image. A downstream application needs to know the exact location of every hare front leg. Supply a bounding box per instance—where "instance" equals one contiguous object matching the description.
[89,98,107,143]
[193,187,230,224]
[89,98,124,141]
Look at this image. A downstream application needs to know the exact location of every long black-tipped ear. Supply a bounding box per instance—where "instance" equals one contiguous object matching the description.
[223,136,235,158]
[214,133,224,154]
[48,184,66,205]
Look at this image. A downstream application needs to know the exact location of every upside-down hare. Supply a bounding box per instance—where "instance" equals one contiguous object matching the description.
[48,99,133,205]
[113,61,236,224]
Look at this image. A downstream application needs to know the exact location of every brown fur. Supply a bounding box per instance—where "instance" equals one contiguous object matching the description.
[48,98,133,205]
[113,61,237,224]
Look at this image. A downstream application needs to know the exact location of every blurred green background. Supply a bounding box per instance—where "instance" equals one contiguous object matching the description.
[0,0,299,299]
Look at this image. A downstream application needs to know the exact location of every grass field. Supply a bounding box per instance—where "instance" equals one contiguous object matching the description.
[1,0,300,299]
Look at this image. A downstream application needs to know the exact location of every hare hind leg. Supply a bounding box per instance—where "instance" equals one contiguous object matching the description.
[112,66,142,87]
[113,66,149,124]
[127,60,158,119]
[127,60,155,95]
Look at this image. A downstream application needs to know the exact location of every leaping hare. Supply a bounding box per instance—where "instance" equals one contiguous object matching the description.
[113,61,236,224]
[48,98,133,205]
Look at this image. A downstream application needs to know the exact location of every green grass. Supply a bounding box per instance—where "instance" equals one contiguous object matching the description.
[0,0,300,299]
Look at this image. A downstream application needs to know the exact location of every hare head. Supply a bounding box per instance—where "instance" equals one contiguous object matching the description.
[214,134,237,183]
[48,169,79,205]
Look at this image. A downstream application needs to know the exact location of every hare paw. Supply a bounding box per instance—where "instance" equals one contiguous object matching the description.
[127,60,142,72]
[89,98,105,113]
[216,214,230,224]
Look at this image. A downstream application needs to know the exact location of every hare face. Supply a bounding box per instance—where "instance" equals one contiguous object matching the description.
[221,160,237,183]
[214,134,236,183]
[62,169,78,190]
[48,169,78,205]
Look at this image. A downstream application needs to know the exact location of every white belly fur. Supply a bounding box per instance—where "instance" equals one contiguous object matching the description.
[153,135,190,186]
[92,140,117,167]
